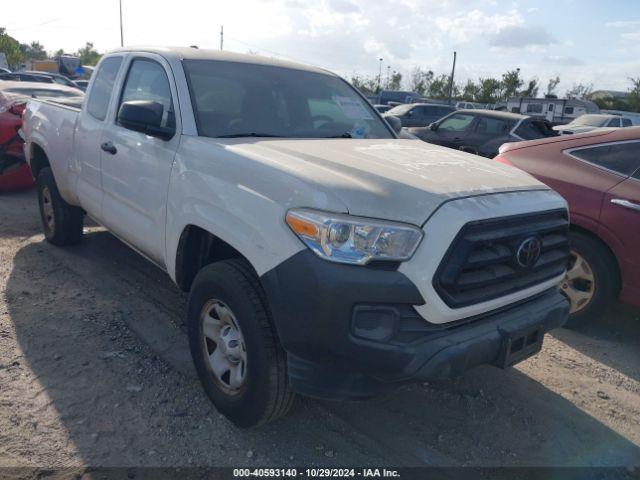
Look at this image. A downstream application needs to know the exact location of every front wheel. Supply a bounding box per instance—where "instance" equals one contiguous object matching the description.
[36,167,83,246]
[187,259,295,427]
[561,231,618,327]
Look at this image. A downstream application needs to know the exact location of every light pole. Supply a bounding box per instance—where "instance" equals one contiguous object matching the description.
[386,65,391,89]
[119,0,124,47]
[377,57,383,93]
[447,51,457,104]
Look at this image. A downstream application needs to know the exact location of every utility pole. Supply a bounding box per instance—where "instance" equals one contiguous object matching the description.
[386,65,391,89]
[447,51,457,104]
[220,25,224,50]
[119,0,124,47]
[377,57,383,93]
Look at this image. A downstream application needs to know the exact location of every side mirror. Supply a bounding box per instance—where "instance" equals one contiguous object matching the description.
[117,100,174,140]
[429,122,438,131]
[385,115,403,134]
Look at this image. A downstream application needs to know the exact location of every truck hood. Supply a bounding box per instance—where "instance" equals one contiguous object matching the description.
[221,138,547,225]
[552,125,600,134]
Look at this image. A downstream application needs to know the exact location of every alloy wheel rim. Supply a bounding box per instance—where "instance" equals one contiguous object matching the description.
[561,251,596,313]
[200,299,247,394]
[41,186,55,231]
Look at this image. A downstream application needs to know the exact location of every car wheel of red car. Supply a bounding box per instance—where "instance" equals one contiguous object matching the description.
[36,167,84,246]
[562,231,618,327]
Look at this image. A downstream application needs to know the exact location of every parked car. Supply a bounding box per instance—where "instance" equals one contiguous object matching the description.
[553,114,633,135]
[0,72,55,83]
[495,127,640,324]
[20,71,81,90]
[373,104,391,113]
[23,47,570,427]
[0,67,10,74]
[385,103,456,127]
[0,82,84,191]
[377,89,423,105]
[409,110,557,157]
[75,79,90,91]
[455,101,489,110]
[602,109,640,126]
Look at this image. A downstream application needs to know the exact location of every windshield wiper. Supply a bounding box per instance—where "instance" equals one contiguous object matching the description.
[325,132,352,138]
[217,133,284,138]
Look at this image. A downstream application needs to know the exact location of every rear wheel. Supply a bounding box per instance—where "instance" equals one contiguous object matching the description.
[36,167,83,246]
[187,259,295,427]
[561,231,618,327]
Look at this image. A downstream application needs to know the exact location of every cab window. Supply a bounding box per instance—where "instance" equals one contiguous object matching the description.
[118,59,175,131]
[86,56,123,121]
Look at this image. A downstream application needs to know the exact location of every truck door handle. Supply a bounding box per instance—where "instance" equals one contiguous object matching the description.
[611,198,640,212]
[101,141,117,155]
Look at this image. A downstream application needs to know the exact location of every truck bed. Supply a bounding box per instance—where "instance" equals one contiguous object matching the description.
[23,98,81,203]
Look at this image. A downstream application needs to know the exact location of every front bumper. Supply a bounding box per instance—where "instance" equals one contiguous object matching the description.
[260,250,569,400]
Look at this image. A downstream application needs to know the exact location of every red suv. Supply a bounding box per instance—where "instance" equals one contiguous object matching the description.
[495,127,640,325]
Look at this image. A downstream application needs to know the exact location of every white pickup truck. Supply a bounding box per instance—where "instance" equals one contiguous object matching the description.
[23,47,570,427]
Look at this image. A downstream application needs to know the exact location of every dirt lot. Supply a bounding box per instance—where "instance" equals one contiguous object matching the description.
[1,188,639,468]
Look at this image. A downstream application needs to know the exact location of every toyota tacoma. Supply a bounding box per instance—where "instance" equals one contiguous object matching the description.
[22,47,570,427]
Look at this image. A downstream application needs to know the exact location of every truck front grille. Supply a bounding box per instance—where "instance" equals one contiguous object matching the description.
[434,209,569,308]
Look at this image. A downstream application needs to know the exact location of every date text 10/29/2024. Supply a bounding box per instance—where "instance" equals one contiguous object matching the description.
[233,469,401,478]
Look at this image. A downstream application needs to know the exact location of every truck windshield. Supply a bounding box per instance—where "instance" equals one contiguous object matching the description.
[183,60,393,139]
[569,115,609,127]
[386,104,414,116]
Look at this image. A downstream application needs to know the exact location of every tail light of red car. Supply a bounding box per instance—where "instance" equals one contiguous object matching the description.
[9,102,27,117]
[494,154,513,166]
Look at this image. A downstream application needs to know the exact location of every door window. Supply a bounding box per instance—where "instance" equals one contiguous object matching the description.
[438,113,475,132]
[514,120,555,139]
[607,118,621,127]
[408,107,420,117]
[86,56,123,121]
[622,118,632,127]
[475,117,510,134]
[570,141,640,177]
[119,59,175,131]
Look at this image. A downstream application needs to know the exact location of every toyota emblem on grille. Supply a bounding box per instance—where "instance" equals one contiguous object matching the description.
[516,236,542,268]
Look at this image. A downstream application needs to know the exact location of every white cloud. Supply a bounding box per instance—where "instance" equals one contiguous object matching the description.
[489,25,556,48]
[622,32,640,41]
[605,20,640,28]
[543,55,585,66]
[432,9,523,43]
[0,0,636,92]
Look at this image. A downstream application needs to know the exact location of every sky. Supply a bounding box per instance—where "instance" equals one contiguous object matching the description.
[3,0,640,94]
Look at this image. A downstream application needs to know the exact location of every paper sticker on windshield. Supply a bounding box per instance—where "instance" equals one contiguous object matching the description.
[332,95,373,120]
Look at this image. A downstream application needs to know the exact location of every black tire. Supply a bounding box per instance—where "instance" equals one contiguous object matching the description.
[563,231,618,328]
[36,167,83,246]
[187,259,295,427]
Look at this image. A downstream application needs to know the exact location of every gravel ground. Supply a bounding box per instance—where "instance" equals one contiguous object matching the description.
[1,188,639,469]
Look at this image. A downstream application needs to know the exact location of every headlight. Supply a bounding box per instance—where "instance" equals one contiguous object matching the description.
[285,208,423,265]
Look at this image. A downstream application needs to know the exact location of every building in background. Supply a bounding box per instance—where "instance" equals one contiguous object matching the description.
[506,96,600,124]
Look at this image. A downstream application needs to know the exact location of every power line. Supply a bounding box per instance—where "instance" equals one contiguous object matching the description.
[224,35,322,68]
